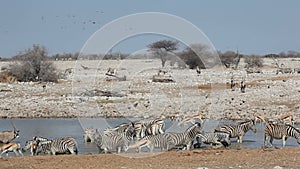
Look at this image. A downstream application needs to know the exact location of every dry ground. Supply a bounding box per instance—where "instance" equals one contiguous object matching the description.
[1,147,299,169]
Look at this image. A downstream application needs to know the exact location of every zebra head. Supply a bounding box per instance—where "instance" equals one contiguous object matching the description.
[240,120,257,133]
[187,122,203,134]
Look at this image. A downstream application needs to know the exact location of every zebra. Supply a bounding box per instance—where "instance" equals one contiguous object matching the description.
[128,134,171,152]
[264,123,300,148]
[133,118,165,140]
[145,119,165,136]
[101,124,135,153]
[35,137,78,155]
[83,128,98,143]
[104,123,133,136]
[164,122,203,150]
[214,119,257,143]
[194,132,231,148]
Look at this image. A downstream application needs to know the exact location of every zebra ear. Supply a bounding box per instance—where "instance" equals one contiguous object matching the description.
[131,122,135,127]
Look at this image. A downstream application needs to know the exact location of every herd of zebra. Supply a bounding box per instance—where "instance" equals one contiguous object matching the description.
[0,113,299,157]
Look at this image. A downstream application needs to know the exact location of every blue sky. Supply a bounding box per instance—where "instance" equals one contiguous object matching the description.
[0,0,299,57]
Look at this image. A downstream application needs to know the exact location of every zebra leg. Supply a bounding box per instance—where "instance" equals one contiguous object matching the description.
[148,143,154,153]
[269,137,274,147]
[264,134,269,147]
[117,146,121,154]
[68,149,76,155]
[237,136,243,143]
[282,136,286,148]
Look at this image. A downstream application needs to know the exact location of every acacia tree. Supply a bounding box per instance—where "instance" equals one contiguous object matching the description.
[9,44,58,82]
[148,40,178,67]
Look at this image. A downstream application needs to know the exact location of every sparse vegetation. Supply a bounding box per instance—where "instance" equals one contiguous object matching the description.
[8,45,58,82]
[244,55,264,68]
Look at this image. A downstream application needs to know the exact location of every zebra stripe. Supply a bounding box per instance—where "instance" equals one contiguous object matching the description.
[214,120,256,143]
[101,125,135,153]
[35,140,52,155]
[195,132,231,148]
[264,123,300,147]
[128,134,170,152]
[164,122,202,150]
[35,137,78,155]
[133,118,165,140]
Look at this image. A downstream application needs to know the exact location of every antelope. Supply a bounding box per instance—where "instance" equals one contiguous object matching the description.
[278,114,295,125]
[106,67,117,75]
[0,130,19,144]
[178,113,204,126]
[22,140,38,156]
[253,114,266,124]
[0,142,23,157]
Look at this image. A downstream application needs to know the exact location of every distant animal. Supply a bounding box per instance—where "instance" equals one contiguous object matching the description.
[264,123,300,147]
[0,142,23,157]
[106,67,117,75]
[0,130,19,144]
[214,120,257,143]
[240,80,246,93]
[196,66,201,75]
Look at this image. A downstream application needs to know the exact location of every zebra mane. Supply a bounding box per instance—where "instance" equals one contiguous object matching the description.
[238,119,254,125]
[185,122,201,133]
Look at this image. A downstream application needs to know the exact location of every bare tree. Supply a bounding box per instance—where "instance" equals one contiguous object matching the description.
[148,40,178,67]
[8,45,58,82]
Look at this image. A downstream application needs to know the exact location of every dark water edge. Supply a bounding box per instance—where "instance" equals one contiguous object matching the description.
[0,118,299,156]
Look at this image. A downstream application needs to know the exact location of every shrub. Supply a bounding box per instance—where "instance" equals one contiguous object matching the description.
[244,55,264,68]
[8,45,58,82]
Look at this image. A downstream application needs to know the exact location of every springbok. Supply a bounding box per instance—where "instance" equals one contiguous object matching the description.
[178,113,204,126]
[22,140,38,156]
[253,114,266,124]
[0,130,19,144]
[277,114,295,125]
[0,142,23,157]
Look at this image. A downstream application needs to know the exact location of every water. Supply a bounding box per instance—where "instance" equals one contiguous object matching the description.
[0,118,299,156]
